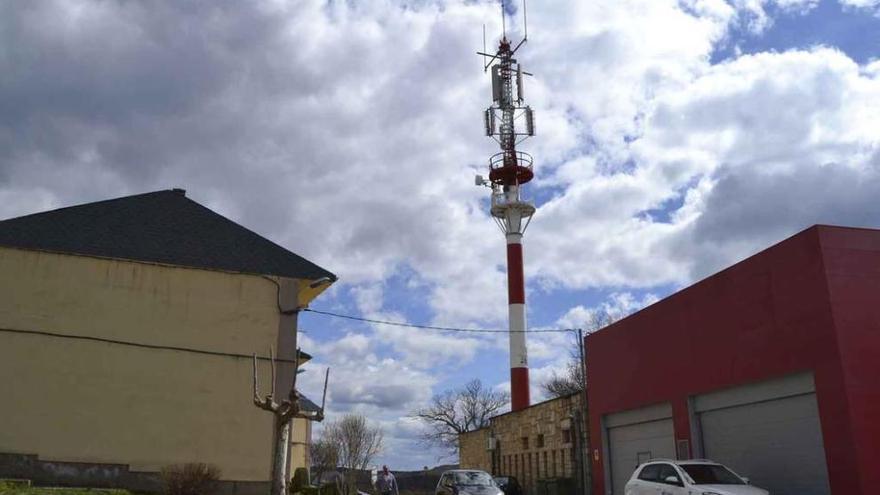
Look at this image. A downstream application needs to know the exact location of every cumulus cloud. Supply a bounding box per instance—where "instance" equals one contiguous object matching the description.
[638,47,880,278]
[3,0,834,328]
[839,0,880,10]
[727,0,819,33]
[557,292,660,330]
[6,0,880,468]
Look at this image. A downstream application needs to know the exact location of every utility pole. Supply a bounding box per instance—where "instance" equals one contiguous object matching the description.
[578,328,590,494]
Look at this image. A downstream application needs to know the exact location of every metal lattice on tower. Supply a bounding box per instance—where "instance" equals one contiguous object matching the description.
[476,0,535,412]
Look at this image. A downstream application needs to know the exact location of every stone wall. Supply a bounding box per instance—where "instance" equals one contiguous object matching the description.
[459,428,491,474]
[459,393,588,495]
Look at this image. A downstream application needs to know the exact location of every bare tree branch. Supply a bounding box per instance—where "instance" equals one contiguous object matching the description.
[310,435,340,485]
[253,353,261,406]
[411,379,509,458]
[269,346,276,400]
[321,414,384,495]
[541,309,619,399]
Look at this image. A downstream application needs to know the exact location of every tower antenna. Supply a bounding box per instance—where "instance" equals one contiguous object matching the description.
[483,24,487,62]
[501,1,506,39]
[474,0,536,413]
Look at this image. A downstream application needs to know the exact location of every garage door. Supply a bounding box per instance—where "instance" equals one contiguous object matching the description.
[605,403,675,495]
[695,373,830,495]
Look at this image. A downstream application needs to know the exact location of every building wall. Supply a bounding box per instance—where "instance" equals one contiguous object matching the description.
[292,419,312,476]
[459,394,587,495]
[0,247,313,485]
[459,428,491,474]
[586,226,880,495]
[820,227,880,494]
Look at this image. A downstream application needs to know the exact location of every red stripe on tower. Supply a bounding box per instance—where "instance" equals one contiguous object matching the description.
[511,367,530,411]
[506,242,525,304]
[507,233,529,411]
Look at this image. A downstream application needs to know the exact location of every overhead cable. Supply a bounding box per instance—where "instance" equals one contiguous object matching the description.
[0,326,300,364]
[302,308,577,333]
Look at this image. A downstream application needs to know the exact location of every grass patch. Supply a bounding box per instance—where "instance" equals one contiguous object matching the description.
[0,482,134,495]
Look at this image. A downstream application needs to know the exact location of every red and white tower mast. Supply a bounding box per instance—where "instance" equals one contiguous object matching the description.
[477,5,536,412]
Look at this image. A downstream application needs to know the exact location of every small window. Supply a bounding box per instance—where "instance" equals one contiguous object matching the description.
[561,428,571,444]
[637,464,661,482]
[521,436,529,450]
[536,434,545,448]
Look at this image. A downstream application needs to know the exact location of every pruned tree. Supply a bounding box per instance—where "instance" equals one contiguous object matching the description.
[411,379,509,458]
[542,309,617,399]
[252,348,330,495]
[322,414,384,495]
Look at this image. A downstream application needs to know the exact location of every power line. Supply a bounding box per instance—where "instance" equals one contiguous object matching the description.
[302,308,577,334]
[0,326,302,364]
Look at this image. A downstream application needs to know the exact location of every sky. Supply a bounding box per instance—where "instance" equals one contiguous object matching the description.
[4,0,880,471]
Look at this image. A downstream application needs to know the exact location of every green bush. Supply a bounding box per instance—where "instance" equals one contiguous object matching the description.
[160,463,221,495]
[291,468,310,493]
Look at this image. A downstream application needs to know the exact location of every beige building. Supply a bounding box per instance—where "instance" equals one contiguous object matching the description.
[459,393,589,495]
[0,189,334,493]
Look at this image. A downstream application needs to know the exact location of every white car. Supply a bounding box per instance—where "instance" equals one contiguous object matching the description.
[624,459,769,495]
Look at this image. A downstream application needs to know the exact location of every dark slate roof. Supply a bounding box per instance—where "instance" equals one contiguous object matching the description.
[0,189,335,281]
[298,394,322,414]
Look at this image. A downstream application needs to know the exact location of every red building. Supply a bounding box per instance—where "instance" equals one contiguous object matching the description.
[586,225,880,495]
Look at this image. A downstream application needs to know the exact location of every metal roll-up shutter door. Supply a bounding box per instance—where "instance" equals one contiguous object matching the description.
[604,403,675,495]
[695,373,830,495]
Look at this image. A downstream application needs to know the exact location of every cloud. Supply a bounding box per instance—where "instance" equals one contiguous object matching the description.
[6,0,880,468]
[347,282,490,368]
[637,47,880,278]
[301,356,433,414]
[839,0,880,10]
[557,292,660,330]
[2,0,820,329]
[727,0,819,34]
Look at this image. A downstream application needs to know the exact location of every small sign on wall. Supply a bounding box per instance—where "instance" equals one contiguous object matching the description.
[593,449,599,461]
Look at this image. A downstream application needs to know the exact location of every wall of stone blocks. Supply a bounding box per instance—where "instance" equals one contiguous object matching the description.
[458,393,588,495]
[459,428,492,473]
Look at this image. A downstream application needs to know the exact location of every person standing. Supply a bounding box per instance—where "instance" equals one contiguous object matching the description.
[375,465,399,495]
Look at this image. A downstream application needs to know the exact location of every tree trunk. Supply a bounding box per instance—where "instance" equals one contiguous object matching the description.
[271,416,292,495]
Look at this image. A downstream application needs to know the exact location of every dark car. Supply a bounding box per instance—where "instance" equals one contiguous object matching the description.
[492,476,522,495]
[436,470,504,495]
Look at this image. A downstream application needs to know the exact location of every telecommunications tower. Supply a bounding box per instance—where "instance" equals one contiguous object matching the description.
[476,1,536,412]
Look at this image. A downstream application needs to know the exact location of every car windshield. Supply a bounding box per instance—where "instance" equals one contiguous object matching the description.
[680,464,745,485]
[452,472,495,486]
